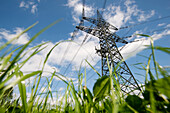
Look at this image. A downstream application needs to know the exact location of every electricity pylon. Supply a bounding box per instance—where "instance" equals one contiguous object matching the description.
[76,10,141,94]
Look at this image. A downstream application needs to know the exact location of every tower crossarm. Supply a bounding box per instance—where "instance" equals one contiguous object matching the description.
[82,16,118,31]
[76,25,128,44]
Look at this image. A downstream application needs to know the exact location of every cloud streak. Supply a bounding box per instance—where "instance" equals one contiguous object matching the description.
[64,0,159,68]
[2,0,166,76]
[0,27,30,45]
[66,0,95,24]
[120,29,170,59]
[103,0,155,28]
[19,0,40,14]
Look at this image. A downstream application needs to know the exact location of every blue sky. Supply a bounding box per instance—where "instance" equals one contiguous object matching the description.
[0,0,170,103]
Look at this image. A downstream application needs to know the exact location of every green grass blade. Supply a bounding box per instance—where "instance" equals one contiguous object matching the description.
[70,80,82,113]
[154,46,170,54]
[126,104,139,113]
[149,79,156,113]
[83,86,93,104]
[27,20,62,109]
[0,19,61,82]
[64,85,70,112]
[0,53,13,72]
[84,66,87,87]
[136,34,150,37]
[18,42,49,65]
[3,71,41,91]
[145,46,170,54]
[145,54,152,83]
[19,44,48,69]
[54,73,69,85]
[42,40,64,70]
[28,75,37,106]
[32,82,48,112]
[107,56,120,112]
[154,76,170,99]
[157,62,169,77]
[0,22,38,51]
[150,37,158,79]
[93,76,110,101]
[85,59,101,77]
[41,73,55,112]
[42,92,50,112]
[0,71,16,90]
[49,72,55,100]
[17,71,27,113]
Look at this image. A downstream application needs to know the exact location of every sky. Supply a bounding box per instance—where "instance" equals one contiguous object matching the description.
[0,0,170,104]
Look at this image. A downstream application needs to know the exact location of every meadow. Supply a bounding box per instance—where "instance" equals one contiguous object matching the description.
[0,21,170,113]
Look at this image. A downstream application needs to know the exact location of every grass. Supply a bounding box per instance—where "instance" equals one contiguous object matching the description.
[0,22,170,113]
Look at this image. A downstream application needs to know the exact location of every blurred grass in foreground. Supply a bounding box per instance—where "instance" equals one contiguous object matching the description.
[0,22,170,113]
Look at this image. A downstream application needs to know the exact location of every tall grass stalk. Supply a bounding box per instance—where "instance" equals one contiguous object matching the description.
[0,21,169,113]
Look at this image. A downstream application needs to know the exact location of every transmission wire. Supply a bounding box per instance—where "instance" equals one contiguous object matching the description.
[122,26,170,40]
[63,34,89,75]
[58,0,86,72]
[86,60,101,81]
[119,15,170,29]
[101,0,107,15]
[119,26,170,53]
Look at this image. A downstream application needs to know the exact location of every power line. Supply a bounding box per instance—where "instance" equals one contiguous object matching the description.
[121,26,170,40]
[58,41,72,70]
[63,34,89,75]
[119,15,170,29]
[101,0,107,15]
[86,60,101,81]
[61,0,170,80]
[62,25,94,75]
[119,26,170,54]
[144,26,170,34]
[87,67,101,81]
[57,0,86,72]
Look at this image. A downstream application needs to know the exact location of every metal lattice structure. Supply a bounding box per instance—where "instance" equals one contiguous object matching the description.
[76,10,141,94]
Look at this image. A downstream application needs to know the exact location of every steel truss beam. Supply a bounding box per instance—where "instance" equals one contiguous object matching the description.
[76,10,141,94]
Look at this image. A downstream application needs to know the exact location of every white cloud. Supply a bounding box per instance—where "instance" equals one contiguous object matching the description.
[19,1,39,14]
[0,28,99,81]
[66,0,95,24]
[64,0,164,71]
[138,10,155,22]
[14,0,164,77]
[19,42,59,76]
[39,33,100,71]
[13,0,162,77]
[19,39,93,79]
[120,29,170,59]
[166,24,170,27]
[59,87,64,91]
[31,4,38,14]
[8,0,169,106]
[19,1,29,9]
[65,0,162,62]
[21,54,58,74]
[67,0,79,7]
[103,6,125,28]
[0,27,30,45]
[158,23,165,27]
[103,0,155,28]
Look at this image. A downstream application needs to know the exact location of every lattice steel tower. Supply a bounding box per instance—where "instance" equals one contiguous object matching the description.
[76,10,141,94]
